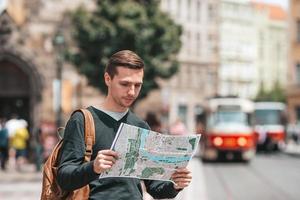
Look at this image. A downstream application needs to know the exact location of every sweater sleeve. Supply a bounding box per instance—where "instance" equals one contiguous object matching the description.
[143,180,180,199]
[57,113,98,191]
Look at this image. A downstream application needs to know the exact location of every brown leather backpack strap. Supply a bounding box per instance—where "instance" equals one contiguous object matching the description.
[71,109,96,162]
[80,109,96,162]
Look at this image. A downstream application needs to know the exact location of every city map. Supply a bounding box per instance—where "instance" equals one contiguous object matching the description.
[99,123,201,182]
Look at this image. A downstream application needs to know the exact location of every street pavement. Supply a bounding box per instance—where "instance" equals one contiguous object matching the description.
[176,158,208,200]
[0,163,42,200]
[0,141,299,200]
[0,160,208,200]
[283,140,300,156]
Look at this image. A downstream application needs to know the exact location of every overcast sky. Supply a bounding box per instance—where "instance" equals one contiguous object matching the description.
[256,0,289,9]
[0,0,291,16]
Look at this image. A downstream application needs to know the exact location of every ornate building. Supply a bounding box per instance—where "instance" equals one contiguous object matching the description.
[0,0,101,135]
[142,0,219,133]
[253,1,288,93]
[218,0,288,99]
[218,0,257,98]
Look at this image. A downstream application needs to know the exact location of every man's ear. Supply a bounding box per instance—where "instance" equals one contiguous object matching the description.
[104,72,111,87]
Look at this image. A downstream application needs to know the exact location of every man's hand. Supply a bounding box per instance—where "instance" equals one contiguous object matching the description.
[171,168,192,190]
[93,150,118,174]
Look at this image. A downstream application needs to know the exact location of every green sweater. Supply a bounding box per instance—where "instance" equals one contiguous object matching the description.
[57,106,179,200]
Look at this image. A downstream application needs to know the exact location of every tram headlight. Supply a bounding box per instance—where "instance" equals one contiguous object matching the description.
[213,137,223,146]
[237,137,247,147]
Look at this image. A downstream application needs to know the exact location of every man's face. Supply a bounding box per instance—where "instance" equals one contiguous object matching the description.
[105,67,143,110]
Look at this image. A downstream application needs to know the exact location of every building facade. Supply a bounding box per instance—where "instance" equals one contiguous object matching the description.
[1,0,289,136]
[252,1,288,93]
[156,0,219,132]
[218,0,288,99]
[287,0,300,124]
[218,0,257,98]
[0,0,219,136]
[0,0,101,135]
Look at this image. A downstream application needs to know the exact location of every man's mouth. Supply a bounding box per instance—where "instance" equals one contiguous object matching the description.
[124,97,135,101]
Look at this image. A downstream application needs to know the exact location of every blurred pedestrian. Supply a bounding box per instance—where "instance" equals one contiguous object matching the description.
[57,50,192,199]
[34,127,44,171]
[169,118,188,135]
[196,121,205,135]
[42,133,57,162]
[5,114,21,138]
[145,112,162,132]
[0,118,9,170]
[10,119,30,171]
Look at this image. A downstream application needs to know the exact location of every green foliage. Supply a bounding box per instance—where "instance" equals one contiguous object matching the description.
[255,81,286,102]
[68,0,182,101]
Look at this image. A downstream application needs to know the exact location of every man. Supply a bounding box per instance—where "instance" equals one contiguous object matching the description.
[57,50,192,199]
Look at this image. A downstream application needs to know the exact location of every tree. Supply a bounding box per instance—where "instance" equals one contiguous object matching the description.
[255,81,286,102]
[68,0,182,101]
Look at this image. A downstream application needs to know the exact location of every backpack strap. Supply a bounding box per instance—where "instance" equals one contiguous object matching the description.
[72,108,96,162]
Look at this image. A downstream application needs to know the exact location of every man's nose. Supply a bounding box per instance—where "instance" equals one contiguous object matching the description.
[128,85,135,96]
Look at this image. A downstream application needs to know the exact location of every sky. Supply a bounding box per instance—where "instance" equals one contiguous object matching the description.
[0,0,290,15]
[255,0,289,9]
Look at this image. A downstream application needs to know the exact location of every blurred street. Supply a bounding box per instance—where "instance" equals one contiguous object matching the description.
[202,152,300,200]
[177,147,300,200]
[0,162,42,200]
[1,144,300,200]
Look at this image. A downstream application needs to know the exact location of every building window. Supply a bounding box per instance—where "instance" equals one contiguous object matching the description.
[187,0,191,20]
[207,71,214,89]
[297,63,300,84]
[196,1,201,22]
[190,66,197,88]
[297,20,300,43]
[208,33,215,54]
[196,32,201,56]
[259,32,264,59]
[178,104,188,125]
[177,0,181,18]
[186,30,191,54]
[208,3,214,21]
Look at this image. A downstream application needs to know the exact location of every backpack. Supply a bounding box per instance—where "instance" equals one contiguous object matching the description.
[40,109,95,200]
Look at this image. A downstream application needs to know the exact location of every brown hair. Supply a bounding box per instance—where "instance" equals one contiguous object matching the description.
[105,50,145,78]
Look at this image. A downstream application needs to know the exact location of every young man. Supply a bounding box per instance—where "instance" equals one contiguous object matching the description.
[57,50,192,199]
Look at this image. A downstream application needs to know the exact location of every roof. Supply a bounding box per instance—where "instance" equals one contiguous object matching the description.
[208,98,254,113]
[251,1,287,21]
[254,102,286,110]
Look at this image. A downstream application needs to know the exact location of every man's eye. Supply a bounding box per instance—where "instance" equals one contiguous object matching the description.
[135,84,142,88]
[120,83,129,86]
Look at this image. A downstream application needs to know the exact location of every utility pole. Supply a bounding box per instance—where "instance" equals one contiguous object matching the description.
[53,29,65,128]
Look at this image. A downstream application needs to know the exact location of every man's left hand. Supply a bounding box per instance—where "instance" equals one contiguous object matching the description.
[171,167,192,190]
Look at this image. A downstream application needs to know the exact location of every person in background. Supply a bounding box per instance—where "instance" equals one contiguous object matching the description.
[169,118,188,135]
[57,50,192,199]
[0,118,9,170]
[11,119,30,171]
[34,127,44,171]
[5,114,20,139]
[144,112,162,133]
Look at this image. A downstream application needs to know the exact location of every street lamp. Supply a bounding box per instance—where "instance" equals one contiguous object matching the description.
[53,29,65,128]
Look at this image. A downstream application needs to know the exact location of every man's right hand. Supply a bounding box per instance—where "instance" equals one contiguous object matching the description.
[93,150,118,174]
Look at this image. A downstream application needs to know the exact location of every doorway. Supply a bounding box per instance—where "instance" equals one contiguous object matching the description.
[0,60,31,125]
[0,52,42,133]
